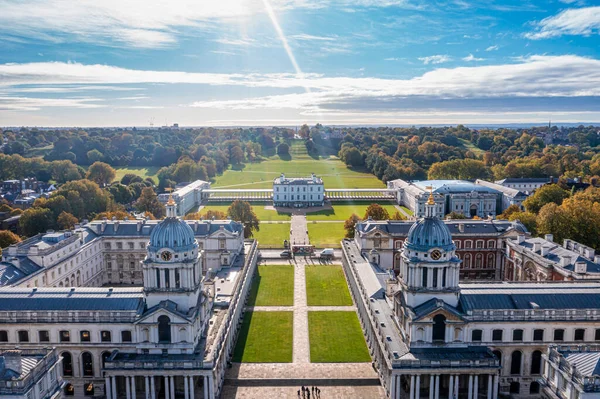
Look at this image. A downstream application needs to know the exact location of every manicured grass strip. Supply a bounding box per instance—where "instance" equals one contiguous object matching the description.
[198,204,291,221]
[305,202,399,221]
[232,311,293,363]
[308,311,371,363]
[307,222,345,248]
[252,223,290,248]
[306,266,353,306]
[247,265,294,306]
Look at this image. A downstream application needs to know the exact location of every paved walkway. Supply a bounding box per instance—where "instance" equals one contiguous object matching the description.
[293,260,310,363]
[290,215,309,246]
[221,385,386,398]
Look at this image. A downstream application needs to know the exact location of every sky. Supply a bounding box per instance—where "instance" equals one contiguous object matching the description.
[0,0,600,127]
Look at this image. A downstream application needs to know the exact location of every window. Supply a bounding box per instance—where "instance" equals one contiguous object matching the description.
[79,330,90,342]
[575,329,585,341]
[492,350,502,366]
[530,382,540,394]
[476,240,483,249]
[432,314,446,341]
[595,329,600,341]
[121,330,132,342]
[471,329,483,342]
[509,382,520,394]
[554,329,565,341]
[487,240,496,248]
[533,329,544,341]
[158,315,171,343]
[39,330,50,342]
[18,330,29,342]
[62,352,73,376]
[492,329,503,341]
[0,330,7,342]
[465,240,472,249]
[531,351,543,374]
[64,383,74,396]
[58,330,70,342]
[510,351,522,375]
[101,331,111,342]
[512,329,524,341]
[84,382,94,396]
[82,352,94,376]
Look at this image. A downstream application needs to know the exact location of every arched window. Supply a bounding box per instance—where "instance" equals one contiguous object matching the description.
[487,253,495,268]
[530,382,540,394]
[373,233,382,248]
[531,350,542,375]
[432,314,446,341]
[464,254,472,268]
[62,352,73,376]
[82,352,94,376]
[475,254,483,268]
[510,351,522,375]
[158,315,171,343]
[422,268,428,288]
[492,350,502,366]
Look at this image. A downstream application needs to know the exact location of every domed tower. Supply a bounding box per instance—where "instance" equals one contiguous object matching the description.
[143,194,203,311]
[400,188,461,308]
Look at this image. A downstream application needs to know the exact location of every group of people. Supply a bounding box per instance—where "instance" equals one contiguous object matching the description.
[298,385,321,398]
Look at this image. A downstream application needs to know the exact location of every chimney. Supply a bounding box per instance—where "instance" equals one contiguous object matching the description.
[575,261,587,274]
[594,255,600,264]
[458,224,464,233]
[137,221,142,232]
[114,221,119,232]
[2,350,22,374]
[517,234,525,244]
[545,234,553,242]
[560,256,571,267]
[585,248,595,259]
[541,246,549,256]
[533,242,542,253]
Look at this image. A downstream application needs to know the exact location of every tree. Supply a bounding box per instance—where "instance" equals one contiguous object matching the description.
[523,184,570,214]
[86,162,116,186]
[508,211,538,236]
[446,211,467,220]
[428,159,491,180]
[299,124,310,139]
[184,210,227,220]
[57,211,78,230]
[19,207,53,237]
[344,213,361,238]
[390,211,406,220]
[364,203,390,220]
[340,147,364,167]
[86,149,104,163]
[135,187,165,218]
[227,200,260,238]
[94,211,135,220]
[277,143,290,156]
[497,204,522,220]
[229,146,245,165]
[108,184,134,204]
[120,173,141,185]
[52,180,111,219]
[0,230,21,251]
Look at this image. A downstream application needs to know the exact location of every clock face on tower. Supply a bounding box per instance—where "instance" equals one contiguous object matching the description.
[430,250,442,260]
[161,251,173,261]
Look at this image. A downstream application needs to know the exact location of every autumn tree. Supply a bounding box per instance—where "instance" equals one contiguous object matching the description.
[94,211,135,220]
[227,200,260,238]
[497,204,522,220]
[390,211,406,220]
[86,161,116,186]
[19,207,53,237]
[57,211,78,230]
[446,211,467,220]
[364,203,390,220]
[344,213,361,238]
[428,159,491,180]
[184,210,227,220]
[523,184,570,214]
[135,187,165,218]
[508,211,538,236]
[299,124,310,139]
[0,230,21,250]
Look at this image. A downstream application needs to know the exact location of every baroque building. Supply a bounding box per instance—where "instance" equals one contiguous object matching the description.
[0,197,259,399]
[272,173,324,208]
[342,192,600,398]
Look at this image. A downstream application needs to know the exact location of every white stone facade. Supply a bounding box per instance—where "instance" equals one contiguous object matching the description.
[272,173,324,207]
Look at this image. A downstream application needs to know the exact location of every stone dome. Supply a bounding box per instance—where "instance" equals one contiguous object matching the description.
[405,216,455,252]
[149,217,197,253]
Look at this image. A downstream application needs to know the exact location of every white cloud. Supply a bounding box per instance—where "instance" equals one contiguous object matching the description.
[0,96,103,111]
[418,55,452,64]
[462,54,485,62]
[0,0,421,48]
[485,45,499,51]
[525,6,600,39]
[290,34,336,41]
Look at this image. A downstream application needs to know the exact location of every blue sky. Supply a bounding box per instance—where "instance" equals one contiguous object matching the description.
[0,0,599,126]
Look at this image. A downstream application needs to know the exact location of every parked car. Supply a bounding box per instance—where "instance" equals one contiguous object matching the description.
[280,250,292,258]
[319,248,334,259]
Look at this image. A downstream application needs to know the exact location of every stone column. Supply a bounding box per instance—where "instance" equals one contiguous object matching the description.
[145,376,149,399]
[410,375,415,399]
[492,374,499,399]
[454,375,459,399]
[486,375,492,399]
[184,375,189,399]
[150,376,156,399]
[448,375,454,399]
[189,376,195,399]
[126,376,131,399]
[468,375,473,399]
[112,376,117,399]
[164,376,170,399]
[415,375,421,399]
[203,376,208,399]
[106,377,112,399]
[169,376,175,399]
[208,374,214,399]
[390,374,396,399]
[473,375,478,399]
[131,375,136,399]
[429,375,434,399]
[434,375,440,399]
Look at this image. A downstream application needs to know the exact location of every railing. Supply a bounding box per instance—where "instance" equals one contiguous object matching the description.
[0,349,58,394]
[104,357,204,370]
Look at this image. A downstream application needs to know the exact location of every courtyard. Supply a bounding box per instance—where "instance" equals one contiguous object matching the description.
[247,265,294,306]
[232,311,294,363]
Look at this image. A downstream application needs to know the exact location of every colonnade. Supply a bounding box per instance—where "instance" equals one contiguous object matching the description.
[390,373,499,399]
[105,374,213,399]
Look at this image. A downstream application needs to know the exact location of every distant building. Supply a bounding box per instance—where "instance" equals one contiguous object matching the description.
[494,177,552,195]
[0,348,64,399]
[505,234,600,281]
[273,173,324,208]
[542,345,600,398]
[387,179,524,218]
[158,180,210,216]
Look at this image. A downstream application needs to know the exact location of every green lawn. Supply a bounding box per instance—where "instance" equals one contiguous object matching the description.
[252,223,290,248]
[307,222,345,248]
[232,311,293,363]
[212,141,383,190]
[306,266,353,306]
[198,204,291,221]
[306,202,399,221]
[247,265,294,306]
[308,311,371,363]
[400,206,414,215]
[113,167,160,183]
[458,138,485,157]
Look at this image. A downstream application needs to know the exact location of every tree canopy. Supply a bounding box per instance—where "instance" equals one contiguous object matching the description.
[227,200,260,238]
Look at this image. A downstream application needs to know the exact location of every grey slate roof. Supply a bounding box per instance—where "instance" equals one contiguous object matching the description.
[563,351,600,377]
[356,219,526,236]
[0,287,145,312]
[412,298,464,321]
[496,178,551,184]
[84,219,243,237]
[512,237,600,274]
